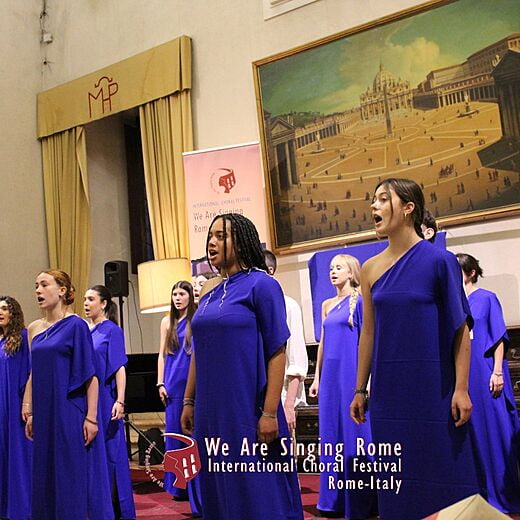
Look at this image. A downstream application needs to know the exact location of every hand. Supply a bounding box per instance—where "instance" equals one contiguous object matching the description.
[283,403,296,432]
[159,386,169,406]
[83,418,98,446]
[181,406,194,435]
[111,401,125,421]
[257,415,278,444]
[489,373,504,398]
[308,379,319,398]
[350,393,368,425]
[21,402,32,423]
[25,416,34,441]
[451,389,472,427]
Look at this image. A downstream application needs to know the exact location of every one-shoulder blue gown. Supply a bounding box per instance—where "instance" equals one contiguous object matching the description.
[318,295,377,518]
[91,319,136,519]
[0,329,32,520]
[192,270,304,520]
[163,316,201,515]
[31,315,114,520]
[467,288,520,513]
[369,241,483,519]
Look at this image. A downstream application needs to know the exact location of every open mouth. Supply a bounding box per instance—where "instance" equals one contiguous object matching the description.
[373,215,383,225]
[208,250,218,260]
[37,296,45,304]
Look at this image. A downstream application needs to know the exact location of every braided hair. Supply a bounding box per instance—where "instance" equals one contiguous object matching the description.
[206,213,268,273]
[331,255,361,328]
[0,296,25,356]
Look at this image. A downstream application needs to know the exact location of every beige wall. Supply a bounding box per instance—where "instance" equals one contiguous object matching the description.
[1,1,48,321]
[4,0,519,343]
[86,114,162,353]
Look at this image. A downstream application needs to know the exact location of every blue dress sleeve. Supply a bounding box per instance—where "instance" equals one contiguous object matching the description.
[483,292,509,357]
[18,329,31,393]
[354,294,363,342]
[68,318,96,395]
[252,273,291,360]
[436,251,473,345]
[106,324,128,383]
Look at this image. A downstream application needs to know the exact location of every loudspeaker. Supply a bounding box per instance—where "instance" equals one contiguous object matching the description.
[104,261,129,297]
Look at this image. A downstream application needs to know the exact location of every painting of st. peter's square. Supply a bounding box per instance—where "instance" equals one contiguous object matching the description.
[254,0,520,252]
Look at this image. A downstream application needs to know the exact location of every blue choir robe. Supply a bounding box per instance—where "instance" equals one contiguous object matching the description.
[0,329,32,520]
[31,315,114,520]
[91,320,136,519]
[192,269,304,520]
[468,288,520,513]
[318,295,377,519]
[163,316,201,515]
[369,241,483,520]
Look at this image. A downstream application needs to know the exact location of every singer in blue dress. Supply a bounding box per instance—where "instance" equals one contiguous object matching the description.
[181,214,304,520]
[85,285,136,519]
[457,253,520,513]
[27,270,113,520]
[309,256,376,519]
[351,179,482,520]
[157,280,201,515]
[0,296,32,520]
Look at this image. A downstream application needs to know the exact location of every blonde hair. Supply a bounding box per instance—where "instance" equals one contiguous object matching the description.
[331,254,361,328]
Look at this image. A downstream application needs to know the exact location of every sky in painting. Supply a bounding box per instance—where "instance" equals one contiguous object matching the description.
[258,0,519,117]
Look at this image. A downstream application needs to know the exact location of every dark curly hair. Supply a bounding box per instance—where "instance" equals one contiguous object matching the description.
[0,296,25,356]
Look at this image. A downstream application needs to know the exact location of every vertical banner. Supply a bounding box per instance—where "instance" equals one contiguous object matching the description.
[183,142,269,259]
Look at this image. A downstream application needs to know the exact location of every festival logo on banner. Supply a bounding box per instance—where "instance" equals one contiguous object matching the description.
[145,432,201,489]
[88,75,119,118]
[183,142,268,259]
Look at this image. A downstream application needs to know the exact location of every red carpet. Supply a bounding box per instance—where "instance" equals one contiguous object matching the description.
[131,469,520,519]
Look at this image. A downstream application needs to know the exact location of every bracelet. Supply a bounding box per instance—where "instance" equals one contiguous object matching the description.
[261,410,277,419]
[156,383,165,389]
[85,417,98,426]
[354,388,368,395]
[183,398,195,407]
[22,402,32,408]
[116,400,125,406]
[493,373,503,377]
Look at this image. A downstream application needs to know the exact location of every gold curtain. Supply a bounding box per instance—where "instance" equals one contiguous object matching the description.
[139,91,193,260]
[41,126,91,313]
[139,37,193,259]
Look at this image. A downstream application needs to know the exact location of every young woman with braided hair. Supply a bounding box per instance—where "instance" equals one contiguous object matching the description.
[181,213,303,519]
[0,296,32,520]
[349,178,482,519]
[309,255,376,519]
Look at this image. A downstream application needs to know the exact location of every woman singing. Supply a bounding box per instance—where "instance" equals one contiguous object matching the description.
[350,179,482,519]
[84,285,136,519]
[181,213,303,520]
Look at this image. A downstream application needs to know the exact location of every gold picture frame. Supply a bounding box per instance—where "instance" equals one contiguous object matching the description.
[253,0,520,254]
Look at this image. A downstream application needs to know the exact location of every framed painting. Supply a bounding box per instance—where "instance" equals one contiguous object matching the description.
[253,0,520,254]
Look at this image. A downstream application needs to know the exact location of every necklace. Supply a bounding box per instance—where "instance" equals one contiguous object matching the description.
[43,311,67,340]
[335,294,351,310]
